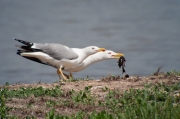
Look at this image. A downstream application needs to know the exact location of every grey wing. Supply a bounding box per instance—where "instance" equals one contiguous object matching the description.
[35,43,79,60]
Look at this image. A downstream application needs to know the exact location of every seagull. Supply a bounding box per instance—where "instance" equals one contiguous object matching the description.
[63,50,124,78]
[14,38,106,81]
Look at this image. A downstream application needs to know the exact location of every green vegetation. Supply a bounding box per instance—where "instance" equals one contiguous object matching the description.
[0,85,11,118]
[167,70,180,76]
[45,83,180,119]
[0,71,180,118]
[6,86,63,98]
[70,86,95,104]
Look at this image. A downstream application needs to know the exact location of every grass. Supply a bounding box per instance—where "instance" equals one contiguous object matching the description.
[117,83,180,119]
[6,86,63,98]
[0,71,180,118]
[43,82,180,119]
[0,85,11,118]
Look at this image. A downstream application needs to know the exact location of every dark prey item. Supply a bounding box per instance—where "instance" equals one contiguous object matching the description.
[117,56,126,74]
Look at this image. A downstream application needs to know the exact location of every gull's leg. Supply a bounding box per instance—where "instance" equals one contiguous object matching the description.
[69,73,73,79]
[59,66,68,80]
[63,73,70,79]
[57,70,63,82]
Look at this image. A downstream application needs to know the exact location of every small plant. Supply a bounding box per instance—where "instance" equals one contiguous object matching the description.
[102,86,109,92]
[45,108,63,119]
[101,75,121,81]
[167,70,180,76]
[71,86,95,104]
[46,100,56,107]
[25,116,36,119]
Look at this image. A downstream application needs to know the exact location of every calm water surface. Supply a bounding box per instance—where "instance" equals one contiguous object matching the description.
[0,0,180,84]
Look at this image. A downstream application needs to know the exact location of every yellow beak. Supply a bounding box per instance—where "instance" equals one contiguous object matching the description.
[113,53,124,58]
[97,48,106,52]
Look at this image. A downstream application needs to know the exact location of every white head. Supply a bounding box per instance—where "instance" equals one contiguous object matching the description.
[97,50,124,60]
[83,46,106,56]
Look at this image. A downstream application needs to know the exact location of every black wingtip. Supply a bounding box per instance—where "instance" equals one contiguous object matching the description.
[16,50,22,55]
[16,52,20,55]
[13,38,18,41]
[13,38,33,46]
[13,38,23,42]
[13,38,21,42]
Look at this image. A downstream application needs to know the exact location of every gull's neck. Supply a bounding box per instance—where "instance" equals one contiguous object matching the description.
[65,52,107,72]
[59,48,89,68]
[83,52,106,65]
[62,47,96,68]
[67,48,92,65]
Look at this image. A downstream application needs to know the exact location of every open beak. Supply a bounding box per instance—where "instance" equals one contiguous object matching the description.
[112,53,124,58]
[97,48,106,52]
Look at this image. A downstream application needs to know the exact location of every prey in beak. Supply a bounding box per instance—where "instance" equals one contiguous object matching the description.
[111,52,126,74]
[117,55,126,74]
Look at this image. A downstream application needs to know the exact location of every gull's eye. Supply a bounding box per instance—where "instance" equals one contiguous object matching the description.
[92,47,95,49]
[108,52,111,54]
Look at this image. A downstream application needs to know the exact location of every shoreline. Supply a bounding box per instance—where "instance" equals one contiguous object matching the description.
[2,74,180,92]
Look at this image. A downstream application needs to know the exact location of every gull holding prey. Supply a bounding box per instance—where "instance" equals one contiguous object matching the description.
[64,50,124,78]
[14,38,106,81]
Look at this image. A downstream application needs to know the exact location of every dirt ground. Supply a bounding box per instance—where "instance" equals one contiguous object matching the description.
[1,73,180,118]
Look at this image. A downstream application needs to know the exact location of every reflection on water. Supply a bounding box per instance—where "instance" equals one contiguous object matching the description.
[0,0,180,84]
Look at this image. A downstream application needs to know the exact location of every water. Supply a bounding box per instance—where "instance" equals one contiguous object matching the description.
[0,0,180,84]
